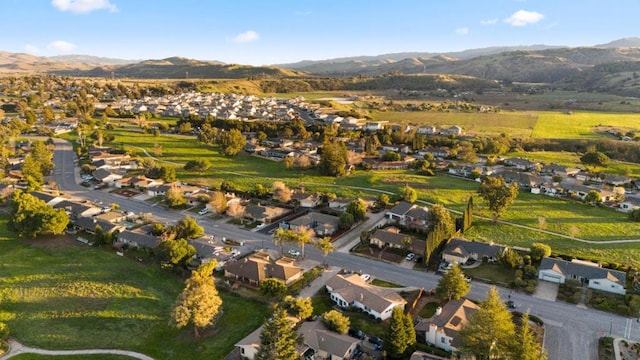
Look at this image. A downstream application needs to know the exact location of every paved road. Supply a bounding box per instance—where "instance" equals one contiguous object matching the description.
[50,138,640,360]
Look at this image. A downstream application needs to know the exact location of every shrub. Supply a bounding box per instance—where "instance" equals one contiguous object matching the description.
[525,284,536,294]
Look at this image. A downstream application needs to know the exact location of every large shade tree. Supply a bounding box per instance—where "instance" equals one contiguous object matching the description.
[435,263,470,301]
[10,190,69,238]
[171,261,222,338]
[477,176,519,222]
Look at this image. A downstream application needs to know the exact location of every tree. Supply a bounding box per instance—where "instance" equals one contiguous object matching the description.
[293,225,314,258]
[321,310,350,334]
[386,307,416,356]
[584,190,602,204]
[315,236,335,266]
[219,129,245,156]
[283,295,313,320]
[272,227,292,255]
[260,278,287,299]
[580,150,610,168]
[435,263,470,301]
[376,193,391,208]
[226,202,246,221]
[514,311,547,360]
[460,287,516,360]
[272,181,292,203]
[165,186,187,208]
[30,141,54,175]
[184,159,211,172]
[403,185,418,203]
[160,166,177,182]
[43,106,55,123]
[500,247,523,269]
[21,155,44,190]
[338,212,355,230]
[346,198,367,222]
[318,140,347,177]
[9,190,69,238]
[430,204,456,239]
[629,208,640,222]
[530,243,551,262]
[208,191,227,213]
[462,196,474,232]
[157,238,196,267]
[478,176,519,222]
[171,261,222,338]
[173,216,204,239]
[0,321,9,343]
[255,306,302,360]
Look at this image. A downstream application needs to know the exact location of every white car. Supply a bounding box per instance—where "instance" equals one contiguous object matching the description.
[288,249,301,257]
[360,274,372,282]
[198,208,209,215]
[405,253,415,261]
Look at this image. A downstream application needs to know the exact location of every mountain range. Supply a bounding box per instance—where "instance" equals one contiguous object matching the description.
[4,37,640,96]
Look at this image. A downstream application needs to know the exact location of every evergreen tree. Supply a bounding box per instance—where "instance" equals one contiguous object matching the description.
[319,140,347,177]
[386,307,409,356]
[460,287,516,360]
[403,311,417,350]
[430,204,456,239]
[514,311,547,360]
[463,196,474,232]
[171,262,223,338]
[256,306,302,360]
[435,263,470,301]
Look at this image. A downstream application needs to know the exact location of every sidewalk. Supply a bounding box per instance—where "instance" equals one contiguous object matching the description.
[334,211,388,253]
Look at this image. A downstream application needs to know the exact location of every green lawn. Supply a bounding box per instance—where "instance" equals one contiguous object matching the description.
[370,279,403,288]
[463,263,516,285]
[533,111,640,139]
[0,215,268,360]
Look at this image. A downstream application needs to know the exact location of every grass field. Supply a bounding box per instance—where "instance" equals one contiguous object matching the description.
[533,111,640,139]
[9,355,138,360]
[0,215,268,360]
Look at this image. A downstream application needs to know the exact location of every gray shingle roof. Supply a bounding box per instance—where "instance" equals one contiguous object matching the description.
[539,257,626,285]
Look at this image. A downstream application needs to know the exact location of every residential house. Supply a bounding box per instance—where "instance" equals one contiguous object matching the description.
[441,238,507,265]
[325,273,407,320]
[417,147,449,159]
[74,217,124,235]
[417,125,437,135]
[224,251,303,287]
[53,200,101,219]
[328,197,353,211]
[386,201,415,222]
[299,321,360,360]
[235,324,263,360]
[92,168,124,185]
[285,212,340,236]
[602,174,633,187]
[540,163,581,177]
[415,299,479,353]
[364,121,387,131]
[369,227,424,255]
[620,196,640,213]
[538,257,626,295]
[291,192,322,208]
[439,126,463,136]
[503,158,539,171]
[31,191,65,207]
[243,203,292,223]
[574,171,603,184]
[382,144,411,154]
[90,151,131,167]
[115,175,163,190]
[496,170,544,189]
[404,206,430,230]
[117,229,159,249]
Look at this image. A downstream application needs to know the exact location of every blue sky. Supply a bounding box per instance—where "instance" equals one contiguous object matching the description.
[2,0,638,65]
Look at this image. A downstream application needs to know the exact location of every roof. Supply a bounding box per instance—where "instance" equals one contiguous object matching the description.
[53,200,96,215]
[370,228,424,254]
[244,203,291,221]
[117,230,160,248]
[30,191,59,204]
[388,201,414,216]
[224,252,303,283]
[419,299,479,349]
[325,274,407,314]
[288,212,340,228]
[405,206,429,220]
[74,217,122,233]
[539,257,626,285]
[442,238,506,260]
[299,321,358,358]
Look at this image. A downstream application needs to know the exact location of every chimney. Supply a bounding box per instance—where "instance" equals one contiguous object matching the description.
[435,306,442,316]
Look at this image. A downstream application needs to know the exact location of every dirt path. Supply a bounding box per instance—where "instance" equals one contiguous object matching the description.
[1,339,155,360]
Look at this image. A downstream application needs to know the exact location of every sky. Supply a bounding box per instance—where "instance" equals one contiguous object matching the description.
[2,0,639,65]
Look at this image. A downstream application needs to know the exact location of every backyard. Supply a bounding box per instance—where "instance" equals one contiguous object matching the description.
[0,215,269,360]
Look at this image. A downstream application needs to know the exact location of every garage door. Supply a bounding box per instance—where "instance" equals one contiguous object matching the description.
[541,273,562,283]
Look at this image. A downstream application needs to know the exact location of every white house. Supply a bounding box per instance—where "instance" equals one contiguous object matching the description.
[416,299,479,353]
[298,321,360,360]
[619,197,640,213]
[325,273,407,321]
[538,257,626,295]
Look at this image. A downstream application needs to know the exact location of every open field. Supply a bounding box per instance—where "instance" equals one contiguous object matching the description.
[533,111,640,139]
[507,150,640,177]
[0,216,269,360]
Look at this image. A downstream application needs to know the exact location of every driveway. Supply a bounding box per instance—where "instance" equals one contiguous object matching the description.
[533,280,559,302]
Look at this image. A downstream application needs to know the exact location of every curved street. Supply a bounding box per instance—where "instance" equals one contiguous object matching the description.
[49,138,640,360]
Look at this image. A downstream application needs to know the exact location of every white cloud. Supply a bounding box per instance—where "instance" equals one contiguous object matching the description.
[455,27,469,35]
[480,18,498,25]
[504,10,544,26]
[47,40,77,52]
[232,30,259,43]
[24,44,39,54]
[52,0,117,14]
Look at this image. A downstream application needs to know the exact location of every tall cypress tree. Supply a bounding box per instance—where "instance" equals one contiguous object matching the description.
[386,307,409,356]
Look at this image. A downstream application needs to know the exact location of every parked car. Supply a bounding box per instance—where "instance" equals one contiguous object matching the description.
[414,256,423,263]
[405,253,415,261]
[505,300,517,309]
[198,208,209,215]
[360,274,372,282]
[348,328,365,340]
[368,336,383,350]
[287,249,301,257]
